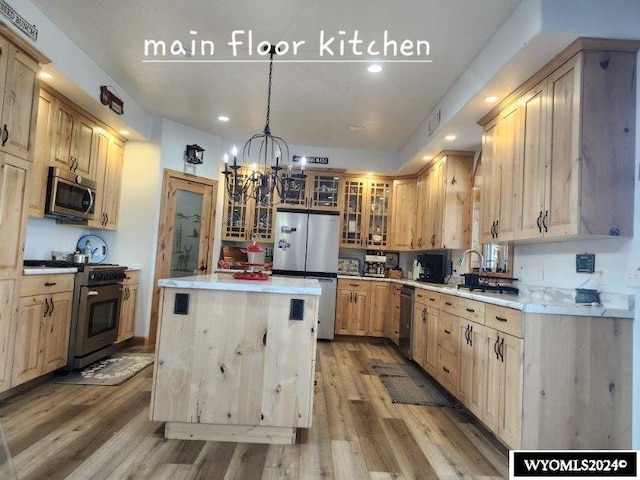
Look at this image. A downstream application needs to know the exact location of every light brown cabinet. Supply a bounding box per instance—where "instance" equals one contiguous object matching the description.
[335,279,371,336]
[411,291,428,368]
[279,169,343,211]
[385,283,401,345]
[340,176,392,249]
[88,134,124,229]
[390,178,416,250]
[0,36,40,162]
[12,274,74,387]
[481,40,638,243]
[415,152,473,250]
[28,89,55,217]
[369,281,388,337]
[117,271,139,343]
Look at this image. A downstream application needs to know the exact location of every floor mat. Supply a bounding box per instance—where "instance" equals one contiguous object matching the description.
[56,352,154,386]
[371,362,458,408]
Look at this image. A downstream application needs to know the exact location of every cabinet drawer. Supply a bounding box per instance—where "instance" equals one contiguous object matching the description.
[436,347,459,396]
[441,295,458,315]
[437,311,459,355]
[21,274,74,297]
[123,270,140,285]
[338,279,371,292]
[458,298,485,324]
[485,304,522,338]
[414,288,431,305]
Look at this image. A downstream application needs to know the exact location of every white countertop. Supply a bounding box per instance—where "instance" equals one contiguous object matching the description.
[125,266,142,271]
[337,275,634,319]
[159,273,322,295]
[23,267,78,275]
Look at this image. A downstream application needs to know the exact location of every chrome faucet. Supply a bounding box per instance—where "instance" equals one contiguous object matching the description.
[458,249,485,275]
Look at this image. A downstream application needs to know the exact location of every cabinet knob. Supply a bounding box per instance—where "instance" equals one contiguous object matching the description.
[1,124,8,146]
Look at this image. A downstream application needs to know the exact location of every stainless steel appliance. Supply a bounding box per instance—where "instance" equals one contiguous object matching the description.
[272,208,339,340]
[399,285,414,358]
[23,260,126,370]
[416,252,450,284]
[364,254,387,278]
[45,167,97,221]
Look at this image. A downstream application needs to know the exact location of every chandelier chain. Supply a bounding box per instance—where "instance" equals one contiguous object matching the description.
[264,48,274,135]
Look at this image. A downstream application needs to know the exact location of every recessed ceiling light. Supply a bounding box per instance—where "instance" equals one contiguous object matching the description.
[218,115,230,122]
[444,134,457,141]
[367,64,382,73]
[119,130,130,136]
[485,95,499,103]
[422,155,432,161]
[346,124,363,131]
[39,71,53,80]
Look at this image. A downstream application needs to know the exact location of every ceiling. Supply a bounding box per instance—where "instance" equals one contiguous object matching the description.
[31,0,522,158]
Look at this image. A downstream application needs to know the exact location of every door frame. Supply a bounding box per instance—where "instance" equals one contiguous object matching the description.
[148,169,217,345]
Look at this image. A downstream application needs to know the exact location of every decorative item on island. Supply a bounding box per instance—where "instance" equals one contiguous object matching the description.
[151,274,321,444]
[235,241,269,279]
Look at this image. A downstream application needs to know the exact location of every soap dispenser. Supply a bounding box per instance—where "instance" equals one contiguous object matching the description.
[412,259,421,281]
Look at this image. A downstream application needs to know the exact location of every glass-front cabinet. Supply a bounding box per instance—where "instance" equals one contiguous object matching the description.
[279,169,343,211]
[340,175,392,249]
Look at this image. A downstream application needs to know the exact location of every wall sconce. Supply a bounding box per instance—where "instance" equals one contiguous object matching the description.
[185,144,205,164]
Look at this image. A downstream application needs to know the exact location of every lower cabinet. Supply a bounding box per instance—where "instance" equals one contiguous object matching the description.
[117,270,139,343]
[12,274,74,386]
[335,279,371,335]
[385,283,401,345]
[369,282,388,337]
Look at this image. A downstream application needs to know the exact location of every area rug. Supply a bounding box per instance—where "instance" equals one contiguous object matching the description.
[56,352,155,386]
[371,362,458,408]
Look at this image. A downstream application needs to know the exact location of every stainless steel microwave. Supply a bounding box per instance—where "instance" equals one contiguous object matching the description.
[45,167,97,221]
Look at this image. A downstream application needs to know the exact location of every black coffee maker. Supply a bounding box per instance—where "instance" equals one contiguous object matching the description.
[417,253,448,284]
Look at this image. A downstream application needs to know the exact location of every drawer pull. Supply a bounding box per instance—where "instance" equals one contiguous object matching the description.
[495,316,508,322]
[442,366,450,373]
[429,297,436,302]
[465,308,475,313]
[348,283,360,287]
[445,302,453,306]
[444,329,451,334]
[44,282,57,286]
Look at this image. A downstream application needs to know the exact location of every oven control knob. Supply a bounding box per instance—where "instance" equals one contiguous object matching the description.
[89,273,96,281]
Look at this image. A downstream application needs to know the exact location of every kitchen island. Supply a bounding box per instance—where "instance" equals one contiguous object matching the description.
[150,274,321,444]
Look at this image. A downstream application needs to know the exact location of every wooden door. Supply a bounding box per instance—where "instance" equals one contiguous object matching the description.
[467,323,488,419]
[101,137,124,229]
[458,320,473,406]
[50,102,77,170]
[424,306,439,374]
[73,114,98,180]
[0,45,39,161]
[352,288,370,336]
[340,176,366,248]
[221,168,254,241]
[515,81,548,239]
[495,103,519,241]
[42,292,72,373]
[479,120,498,244]
[28,89,55,217]
[390,178,416,250]
[430,160,445,248]
[149,170,217,345]
[0,279,16,391]
[545,54,581,237]
[415,172,429,249]
[412,301,426,368]
[334,288,352,335]
[117,273,139,343]
[368,282,387,337]
[86,131,109,228]
[12,295,45,385]
[482,328,502,433]
[498,333,523,449]
[366,178,392,249]
[308,171,342,211]
[0,154,29,277]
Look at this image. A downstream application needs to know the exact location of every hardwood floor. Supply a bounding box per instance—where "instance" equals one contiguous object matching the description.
[0,339,508,479]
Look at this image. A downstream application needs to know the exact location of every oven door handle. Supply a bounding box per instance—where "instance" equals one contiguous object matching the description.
[87,290,99,296]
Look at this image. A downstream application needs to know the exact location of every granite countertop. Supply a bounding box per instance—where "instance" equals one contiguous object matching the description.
[23,267,78,275]
[337,275,634,319]
[159,273,321,295]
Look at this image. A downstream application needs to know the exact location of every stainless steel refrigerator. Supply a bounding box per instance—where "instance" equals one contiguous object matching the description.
[272,208,340,340]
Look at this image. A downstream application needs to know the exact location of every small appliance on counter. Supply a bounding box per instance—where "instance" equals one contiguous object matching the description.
[337,258,360,276]
[416,252,451,284]
[364,254,387,278]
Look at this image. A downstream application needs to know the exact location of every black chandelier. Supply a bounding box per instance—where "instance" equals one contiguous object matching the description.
[222,44,306,205]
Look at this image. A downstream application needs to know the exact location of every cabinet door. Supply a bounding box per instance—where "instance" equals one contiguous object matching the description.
[341,177,366,248]
[515,81,548,239]
[252,200,276,243]
[0,279,16,392]
[101,137,124,230]
[459,321,487,419]
[430,160,445,248]
[545,55,581,237]
[42,292,72,373]
[366,178,392,249]
[352,289,370,336]
[479,119,498,244]
[86,131,109,228]
[12,295,45,385]
[278,169,308,208]
[0,154,29,277]
[334,289,352,335]
[221,169,255,241]
[73,114,98,180]
[368,282,387,337]
[118,283,138,342]
[482,328,501,433]
[309,172,342,211]
[28,89,55,217]
[0,45,39,161]
[390,178,416,250]
[495,103,519,241]
[412,302,427,368]
[50,101,77,170]
[498,333,523,449]
[414,173,429,249]
[424,306,439,374]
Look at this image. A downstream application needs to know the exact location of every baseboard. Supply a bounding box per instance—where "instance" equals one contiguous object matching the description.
[0,373,54,402]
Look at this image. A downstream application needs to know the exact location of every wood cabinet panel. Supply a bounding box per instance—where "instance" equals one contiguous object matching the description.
[28,89,55,217]
[41,292,72,373]
[0,279,16,392]
[335,279,371,336]
[484,304,522,338]
[412,298,427,368]
[12,295,44,385]
[0,154,29,277]
[424,305,439,374]
[341,176,392,249]
[459,320,488,419]
[390,178,416,250]
[117,271,139,343]
[369,282,388,337]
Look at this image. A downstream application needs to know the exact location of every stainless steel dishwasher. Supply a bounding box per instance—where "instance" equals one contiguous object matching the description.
[399,285,415,358]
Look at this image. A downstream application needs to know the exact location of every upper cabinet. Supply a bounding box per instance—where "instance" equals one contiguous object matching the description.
[479,39,639,243]
[0,36,40,162]
[415,152,473,250]
[279,169,343,211]
[340,175,392,249]
[390,178,416,250]
[88,134,124,230]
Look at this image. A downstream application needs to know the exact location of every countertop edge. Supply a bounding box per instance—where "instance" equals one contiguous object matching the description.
[23,267,79,275]
[336,275,634,319]
[159,275,322,295]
